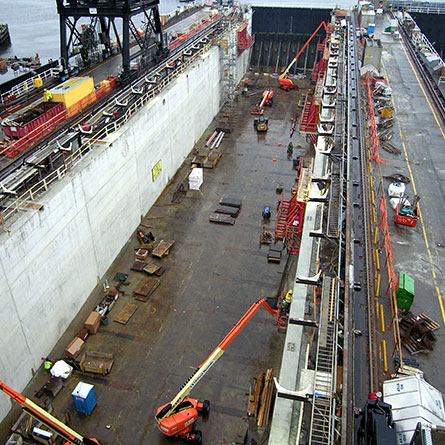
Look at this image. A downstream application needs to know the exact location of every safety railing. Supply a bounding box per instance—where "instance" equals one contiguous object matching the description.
[0,67,59,105]
[0,37,219,223]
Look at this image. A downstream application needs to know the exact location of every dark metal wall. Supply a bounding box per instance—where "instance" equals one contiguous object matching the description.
[410,12,445,58]
[252,7,330,34]
[251,7,331,72]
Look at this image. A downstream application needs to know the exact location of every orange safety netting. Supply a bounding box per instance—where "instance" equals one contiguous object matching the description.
[365,72,384,164]
[379,196,397,292]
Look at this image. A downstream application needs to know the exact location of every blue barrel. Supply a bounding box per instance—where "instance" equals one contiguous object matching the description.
[72,382,97,415]
[368,24,375,35]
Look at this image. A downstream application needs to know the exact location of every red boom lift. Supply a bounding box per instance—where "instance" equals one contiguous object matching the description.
[155,299,279,443]
[0,381,99,445]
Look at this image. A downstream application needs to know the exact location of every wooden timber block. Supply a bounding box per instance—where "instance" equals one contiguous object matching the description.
[209,213,235,225]
[143,263,161,275]
[114,303,138,325]
[219,197,241,209]
[267,246,282,263]
[152,240,175,258]
[214,204,240,217]
[131,261,146,271]
[134,277,161,302]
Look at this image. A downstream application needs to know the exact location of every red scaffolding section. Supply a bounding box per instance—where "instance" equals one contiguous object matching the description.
[299,37,328,144]
[237,22,255,54]
[275,159,311,255]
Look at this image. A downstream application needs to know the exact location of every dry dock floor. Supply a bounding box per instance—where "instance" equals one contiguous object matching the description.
[0,75,312,444]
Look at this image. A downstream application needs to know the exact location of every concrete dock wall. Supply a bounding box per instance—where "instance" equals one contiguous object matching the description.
[0,39,249,420]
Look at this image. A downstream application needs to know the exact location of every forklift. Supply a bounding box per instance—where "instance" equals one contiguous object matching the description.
[155,299,279,443]
[254,115,269,132]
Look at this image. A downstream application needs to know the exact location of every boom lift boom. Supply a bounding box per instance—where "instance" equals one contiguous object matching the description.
[0,381,99,445]
[279,21,329,91]
[155,298,279,443]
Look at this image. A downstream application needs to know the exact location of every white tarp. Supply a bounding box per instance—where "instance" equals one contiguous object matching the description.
[50,360,73,379]
[383,375,445,444]
[189,168,203,191]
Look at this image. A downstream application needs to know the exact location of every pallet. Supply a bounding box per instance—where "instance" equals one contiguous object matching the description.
[219,197,242,209]
[143,263,161,275]
[401,312,440,332]
[214,204,240,217]
[209,213,235,225]
[114,303,138,325]
[131,261,146,272]
[152,240,175,258]
[80,350,114,375]
[134,277,161,302]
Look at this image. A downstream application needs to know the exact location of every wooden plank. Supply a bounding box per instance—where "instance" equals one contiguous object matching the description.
[258,368,275,428]
[219,197,241,208]
[209,213,235,225]
[134,277,161,302]
[152,239,175,258]
[114,304,138,325]
[214,205,240,217]
[247,371,264,417]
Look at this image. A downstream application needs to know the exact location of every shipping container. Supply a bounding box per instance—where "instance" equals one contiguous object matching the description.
[49,76,95,108]
[1,101,65,139]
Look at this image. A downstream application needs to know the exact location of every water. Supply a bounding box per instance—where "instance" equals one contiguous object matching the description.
[0,0,185,82]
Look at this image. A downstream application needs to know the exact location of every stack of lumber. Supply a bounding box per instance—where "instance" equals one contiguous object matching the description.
[247,368,275,428]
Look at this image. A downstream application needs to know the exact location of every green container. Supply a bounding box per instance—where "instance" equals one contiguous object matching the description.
[397,273,415,301]
[397,297,413,310]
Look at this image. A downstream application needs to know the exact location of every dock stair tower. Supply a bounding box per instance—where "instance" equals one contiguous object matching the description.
[56,0,165,78]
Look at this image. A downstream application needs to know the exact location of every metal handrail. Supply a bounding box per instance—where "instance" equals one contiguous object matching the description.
[0,68,59,104]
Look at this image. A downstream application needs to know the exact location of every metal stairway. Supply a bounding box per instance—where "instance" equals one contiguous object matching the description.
[309,275,338,444]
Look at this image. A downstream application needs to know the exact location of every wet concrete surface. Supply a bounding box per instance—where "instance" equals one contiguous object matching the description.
[0,75,312,444]
[374,16,445,391]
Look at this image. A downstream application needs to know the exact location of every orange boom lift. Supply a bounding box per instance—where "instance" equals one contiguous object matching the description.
[0,381,99,445]
[279,21,329,91]
[155,299,279,444]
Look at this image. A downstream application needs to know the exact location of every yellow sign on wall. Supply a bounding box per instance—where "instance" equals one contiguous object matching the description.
[152,160,162,182]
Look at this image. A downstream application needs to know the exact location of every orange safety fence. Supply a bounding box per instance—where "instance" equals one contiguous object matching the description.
[365,71,384,164]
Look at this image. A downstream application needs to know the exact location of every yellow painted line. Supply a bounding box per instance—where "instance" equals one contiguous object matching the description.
[371,190,375,206]
[380,304,385,333]
[399,40,445,140]
[382,340,388,373]
[372,207,376,224]
[382,62,445,326]
[374,226,378,245]
[376,300,380,319]
[376,274,381,298]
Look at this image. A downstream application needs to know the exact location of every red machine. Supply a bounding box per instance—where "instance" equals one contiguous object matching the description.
[0,381,99,445]
[155,299,279,443]
[261,89,274,107]
[395,196,420,227]
[279,21,329,91]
